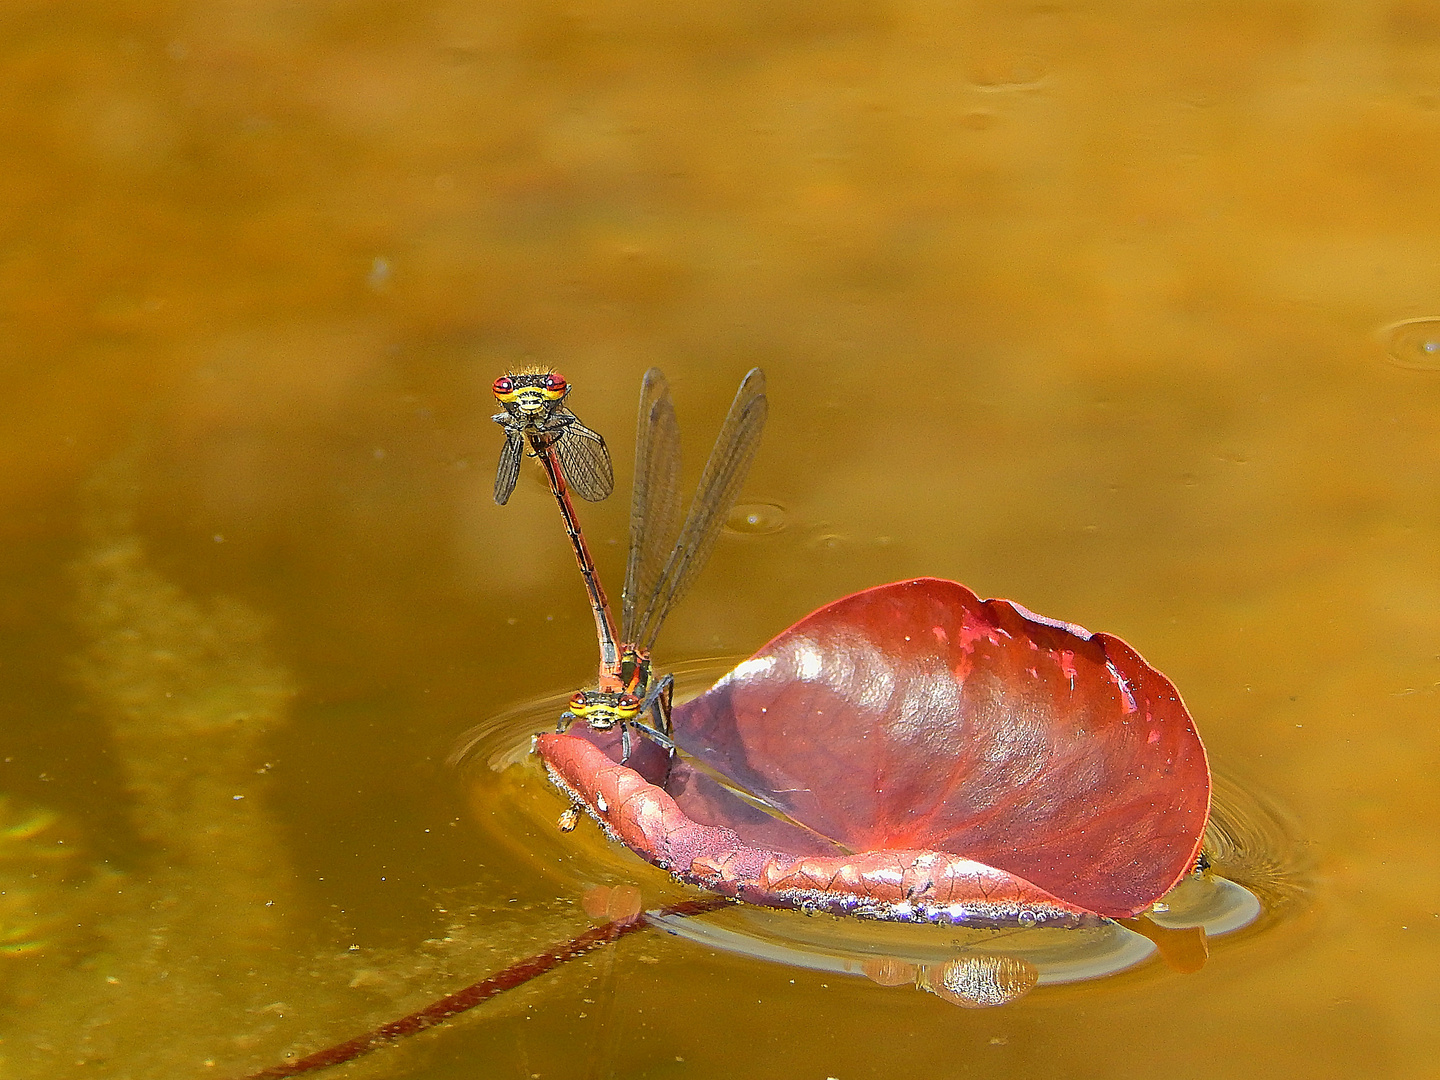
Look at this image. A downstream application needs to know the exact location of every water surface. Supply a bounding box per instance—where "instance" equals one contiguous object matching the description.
[2,1,1437,1077]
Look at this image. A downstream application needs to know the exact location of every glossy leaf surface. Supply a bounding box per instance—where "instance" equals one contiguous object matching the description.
[538,578,1210,921]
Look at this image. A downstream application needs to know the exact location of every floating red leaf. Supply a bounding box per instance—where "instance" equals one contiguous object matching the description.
[536,578,1210,922]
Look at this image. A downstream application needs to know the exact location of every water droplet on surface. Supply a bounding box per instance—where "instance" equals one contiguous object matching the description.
[915,955,1038,1008]
[861,957,918,986]
[1380,317,1440,370]
[726,502,786,535]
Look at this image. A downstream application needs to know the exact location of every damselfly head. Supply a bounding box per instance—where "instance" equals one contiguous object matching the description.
[566,690,642,732]
[493,369,569,419]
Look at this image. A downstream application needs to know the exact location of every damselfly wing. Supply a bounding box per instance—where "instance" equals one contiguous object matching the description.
[560,368,767,760]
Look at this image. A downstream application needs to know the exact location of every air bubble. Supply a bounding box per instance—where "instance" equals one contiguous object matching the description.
[726,502,786,535]
[1379,317,1440,371]
[916,955,1038,1008]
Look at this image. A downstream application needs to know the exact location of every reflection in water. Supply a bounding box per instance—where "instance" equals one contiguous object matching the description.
[1200,772,1313,924]
[582,884,645,922]
[916,955,1039,1009]
[645,873,1262,1008]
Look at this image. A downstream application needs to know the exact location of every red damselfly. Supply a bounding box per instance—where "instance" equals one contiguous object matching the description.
[492,369,620,676]
[493,367,766,760]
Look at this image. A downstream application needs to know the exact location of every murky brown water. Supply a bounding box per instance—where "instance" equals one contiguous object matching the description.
[4,1,1439,1077]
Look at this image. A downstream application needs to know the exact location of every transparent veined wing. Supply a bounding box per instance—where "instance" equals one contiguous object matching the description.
[632,368,766,650]
[622,369,683,645]
[553,410,615,502]
[493,428,524,505]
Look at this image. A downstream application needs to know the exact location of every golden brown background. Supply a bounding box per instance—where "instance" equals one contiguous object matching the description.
[2,0,1438,1076]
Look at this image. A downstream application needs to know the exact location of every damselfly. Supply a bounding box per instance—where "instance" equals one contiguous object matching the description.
[493,367,766,760]
[492,369,620,675]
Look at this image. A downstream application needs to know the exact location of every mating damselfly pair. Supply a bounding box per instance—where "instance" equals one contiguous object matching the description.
[491,367,766,762]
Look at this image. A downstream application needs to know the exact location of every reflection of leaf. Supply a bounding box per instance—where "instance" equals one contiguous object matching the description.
[1117,917,1209,973]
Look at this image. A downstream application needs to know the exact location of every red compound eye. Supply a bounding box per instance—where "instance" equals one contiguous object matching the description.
[542,372,567,394]
[618,693,641,710]
[569,691,588,708]
[493,376,513,395]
